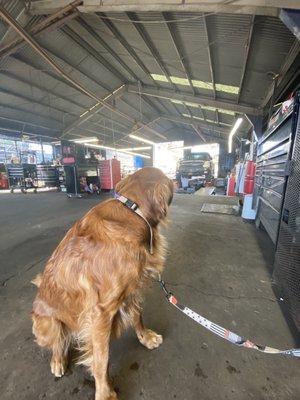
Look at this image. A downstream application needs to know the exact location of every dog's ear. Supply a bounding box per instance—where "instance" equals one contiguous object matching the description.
[115,175,130,193]
[150,182,173,223]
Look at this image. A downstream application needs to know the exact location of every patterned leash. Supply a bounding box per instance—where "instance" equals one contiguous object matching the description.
[158,275,300,358]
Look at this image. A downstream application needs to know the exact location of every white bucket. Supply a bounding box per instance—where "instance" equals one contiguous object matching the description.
[242,194,256,220]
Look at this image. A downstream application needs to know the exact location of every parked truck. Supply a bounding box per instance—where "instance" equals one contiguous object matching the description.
[176,151,214,189]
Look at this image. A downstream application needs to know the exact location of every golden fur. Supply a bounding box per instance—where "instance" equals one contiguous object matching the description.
[31,167,173,400]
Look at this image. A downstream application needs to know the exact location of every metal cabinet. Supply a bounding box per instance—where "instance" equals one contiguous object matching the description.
[273,94,300,331]
[255,97,297,244]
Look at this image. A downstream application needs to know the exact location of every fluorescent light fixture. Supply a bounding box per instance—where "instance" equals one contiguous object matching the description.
[228,118,243,153]
[84,143,150,159]
[118,146,152,151]
[72,137,99,143]
[129,134,155,145]
[85,143,115,150]
[118,150,151,159]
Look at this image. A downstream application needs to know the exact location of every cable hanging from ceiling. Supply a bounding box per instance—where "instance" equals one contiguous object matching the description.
[95,0,239,24]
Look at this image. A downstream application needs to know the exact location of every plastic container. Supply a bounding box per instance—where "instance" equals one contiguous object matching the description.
[242,194,256,220]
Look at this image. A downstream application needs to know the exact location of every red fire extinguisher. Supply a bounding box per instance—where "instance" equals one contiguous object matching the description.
[243,161,256,194]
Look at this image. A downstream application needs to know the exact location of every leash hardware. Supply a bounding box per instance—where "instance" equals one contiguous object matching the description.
[124,199,138,211]
[158,274,172,300]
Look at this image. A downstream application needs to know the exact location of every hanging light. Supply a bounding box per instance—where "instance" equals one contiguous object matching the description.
[118,146,152,151]
[83,143,150,159]
[71,137,99,143]
[129,134,155,145]
[228,118,243,153]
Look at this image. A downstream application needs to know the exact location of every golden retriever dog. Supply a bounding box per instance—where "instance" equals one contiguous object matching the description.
[31,167,173,400]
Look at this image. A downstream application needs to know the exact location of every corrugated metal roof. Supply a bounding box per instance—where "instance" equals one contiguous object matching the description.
[240,16,296,105]
[0,4,298,146]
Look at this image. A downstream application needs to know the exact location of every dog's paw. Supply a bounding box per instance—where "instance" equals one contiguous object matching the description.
[137,329,163,350]
[50,357,67,378]
[96,389,118,400]
[107,392,118,400]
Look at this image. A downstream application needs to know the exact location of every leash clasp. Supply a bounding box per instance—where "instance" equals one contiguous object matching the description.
[157,273,172,299]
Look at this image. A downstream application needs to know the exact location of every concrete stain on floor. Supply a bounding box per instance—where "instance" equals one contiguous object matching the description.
[0,192,299,400]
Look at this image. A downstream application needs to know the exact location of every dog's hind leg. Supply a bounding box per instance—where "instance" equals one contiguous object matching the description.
[133,313,163,350]
[31,313,71,377]
[50,325,70,378]
[90,308,117,400]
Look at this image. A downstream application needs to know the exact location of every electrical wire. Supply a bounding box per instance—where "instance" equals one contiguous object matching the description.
[96,0,239,25]
[138,80,142,123]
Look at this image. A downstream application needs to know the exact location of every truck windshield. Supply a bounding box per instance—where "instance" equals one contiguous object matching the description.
[185,153,211,161]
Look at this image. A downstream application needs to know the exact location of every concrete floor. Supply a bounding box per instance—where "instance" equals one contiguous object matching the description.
[1,192,299,400]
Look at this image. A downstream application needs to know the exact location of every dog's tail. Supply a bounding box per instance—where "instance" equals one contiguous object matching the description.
[31,273,43,287]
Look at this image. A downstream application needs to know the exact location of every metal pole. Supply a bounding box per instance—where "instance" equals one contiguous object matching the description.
[40,137,45,164]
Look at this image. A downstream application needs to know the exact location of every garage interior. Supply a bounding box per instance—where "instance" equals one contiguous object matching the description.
[0,1,300,400]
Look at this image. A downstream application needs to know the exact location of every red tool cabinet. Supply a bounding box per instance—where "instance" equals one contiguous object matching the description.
[98,159,121,190]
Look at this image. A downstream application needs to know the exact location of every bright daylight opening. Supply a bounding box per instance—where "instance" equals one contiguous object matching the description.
[150,74,239,94]
[153,141,220,179]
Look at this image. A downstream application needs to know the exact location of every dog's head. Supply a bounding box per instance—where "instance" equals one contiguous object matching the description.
[115,167,174,226]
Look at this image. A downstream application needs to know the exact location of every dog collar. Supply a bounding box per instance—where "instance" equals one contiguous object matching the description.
[114,192,153,254]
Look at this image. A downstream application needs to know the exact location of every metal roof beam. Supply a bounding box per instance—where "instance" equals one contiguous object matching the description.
[8,50,151,136]
[203,14,216,100]
[140,95,160,116]
[0,6,166,141]
[130,116,167,140]
[77,16,139,82]
[9,54,94,101]
[0,115,60,133]
[0,70,85,111]
[127,84,262,116]
[237,15,255,104]
[179,129,226,143]
[0,87,73,121]
[83,123,126,137]
[61,25,127,83]
[263,39,300,108]
[126,12,175,88]
[76,1,300,16]
[0,125,60,140]
[61,84,126,136]
[9,47,112,97]
[76,126,112,137]
[0,6,25,48]
[191,124,206,142]
[162,12,195,95]
[215,109,219,125]
[184,105,206,142]
[97,13,157,86]
[160,114,228,134]
[0,6,80,59]
[101,97,166,139]
[113,116,167,144]
[0,103,62,129]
